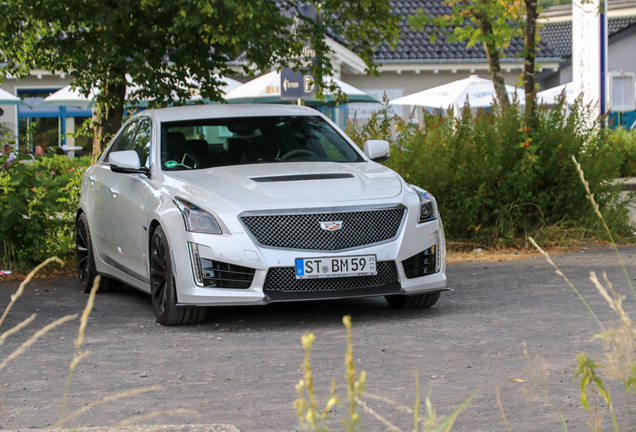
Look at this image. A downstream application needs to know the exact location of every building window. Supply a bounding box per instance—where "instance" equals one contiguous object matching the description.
[17,88,91,153]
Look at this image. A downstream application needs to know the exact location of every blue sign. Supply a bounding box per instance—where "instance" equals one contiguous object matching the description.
[281,68,316,100]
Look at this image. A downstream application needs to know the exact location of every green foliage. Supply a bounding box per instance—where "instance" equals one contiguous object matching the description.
[408,0,536,110]
[413,377,475,432]
[576,353,611,411]
[0,0,398,153]
[347,101,634,247]
[0,123,13,143]
[574,351,618,431]
[409,0,524,49]
[346,98,396,145]
[606,127,636,177]
[0,156,91,268]
[539,0,571,7]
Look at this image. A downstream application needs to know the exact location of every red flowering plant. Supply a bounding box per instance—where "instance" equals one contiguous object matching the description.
[0,154,91,268]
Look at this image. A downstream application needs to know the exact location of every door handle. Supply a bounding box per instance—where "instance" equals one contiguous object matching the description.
[88,175,97,184]
[109,187,119,198]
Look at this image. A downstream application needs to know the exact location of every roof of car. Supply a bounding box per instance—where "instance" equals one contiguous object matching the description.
[139,103,322,123]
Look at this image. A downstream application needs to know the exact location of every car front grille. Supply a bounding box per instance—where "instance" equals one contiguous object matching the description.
[240,207,406,251]
[263,261,400,301]
[401,246,438,279]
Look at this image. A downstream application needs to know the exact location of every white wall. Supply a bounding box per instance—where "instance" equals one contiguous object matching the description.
[608,32,636,74]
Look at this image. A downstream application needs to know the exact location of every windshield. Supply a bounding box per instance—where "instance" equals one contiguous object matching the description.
[160,115,363,171]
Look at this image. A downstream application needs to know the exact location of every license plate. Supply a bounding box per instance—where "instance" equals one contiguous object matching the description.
[295,254,377,279]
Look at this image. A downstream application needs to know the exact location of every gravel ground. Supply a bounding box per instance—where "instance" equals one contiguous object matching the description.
[1,244,636,431]
[4,427,238,432]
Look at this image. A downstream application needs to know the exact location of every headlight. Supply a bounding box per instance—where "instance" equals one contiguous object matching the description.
[173,197,222,234]
[412,185,438,223]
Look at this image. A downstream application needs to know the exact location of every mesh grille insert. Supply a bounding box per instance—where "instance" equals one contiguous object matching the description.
[241,207,406,251]
[264,261,399,293]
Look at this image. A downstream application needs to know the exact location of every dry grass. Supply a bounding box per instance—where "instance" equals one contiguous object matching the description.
[447,248,540,263]
[522,156,636,432]
[0,265,74,281]
[445,245,579,263]
[1,261,203,431]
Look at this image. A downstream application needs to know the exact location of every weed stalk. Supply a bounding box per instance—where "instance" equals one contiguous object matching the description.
[60,274,100,420]
[572,155,636,302]
[343,315,366,431]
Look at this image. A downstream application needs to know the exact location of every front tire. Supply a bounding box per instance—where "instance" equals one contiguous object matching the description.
[76,212,120,293]
[149,226,206,326]
[385,291,441,309]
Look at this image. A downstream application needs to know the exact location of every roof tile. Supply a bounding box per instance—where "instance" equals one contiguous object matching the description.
[370,0,560,62]
[542,16,636,58]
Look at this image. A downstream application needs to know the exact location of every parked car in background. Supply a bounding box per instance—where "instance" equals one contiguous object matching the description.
[76,104,446,325]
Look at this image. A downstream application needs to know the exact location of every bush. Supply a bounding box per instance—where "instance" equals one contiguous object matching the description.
[0,154,91,268]
[346,101,634,247]
[606,127,636,177]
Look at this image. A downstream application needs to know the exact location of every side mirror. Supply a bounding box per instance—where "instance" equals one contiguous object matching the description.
[363,140,390,162]
[109,150,144,174]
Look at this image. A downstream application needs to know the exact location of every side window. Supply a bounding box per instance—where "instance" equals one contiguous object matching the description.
[132,119,151,168]
[107,120,139,157]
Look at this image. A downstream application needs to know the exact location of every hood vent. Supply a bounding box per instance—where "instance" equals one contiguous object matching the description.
[251,173,354,182]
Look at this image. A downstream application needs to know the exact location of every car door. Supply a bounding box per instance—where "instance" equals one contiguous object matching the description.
[86,120,140,266]
[107,118,153,283]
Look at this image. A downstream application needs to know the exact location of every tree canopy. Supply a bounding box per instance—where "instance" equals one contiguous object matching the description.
[409,0,541,124]
[0,0,398,154]
[410,0,525,108]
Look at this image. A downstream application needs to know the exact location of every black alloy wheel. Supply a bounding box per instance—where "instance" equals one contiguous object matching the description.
[76,212,97,293]
[149,225,206,325]
[76,212,120,293]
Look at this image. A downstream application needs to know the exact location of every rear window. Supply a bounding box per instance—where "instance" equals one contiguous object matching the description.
[160,115,363,171]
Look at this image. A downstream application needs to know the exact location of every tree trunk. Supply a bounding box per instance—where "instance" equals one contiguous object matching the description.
[91,80,126,159]
[523,0,539,128]
[476,14,510,112]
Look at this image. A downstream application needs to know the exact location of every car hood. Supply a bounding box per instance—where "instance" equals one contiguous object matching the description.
[166,162,403,208]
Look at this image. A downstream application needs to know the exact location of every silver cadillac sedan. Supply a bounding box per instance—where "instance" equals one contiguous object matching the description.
[76,104,446,325]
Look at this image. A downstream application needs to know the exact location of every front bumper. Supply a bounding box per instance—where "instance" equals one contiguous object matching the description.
[167,216,447,307]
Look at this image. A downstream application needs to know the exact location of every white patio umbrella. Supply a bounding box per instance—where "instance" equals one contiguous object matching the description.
[125,76,242,106]
[35,85,98,109]
[35,76,242,109]
[0,88,29,106]
[537,82,577,106]
[188,76,242,102]
[225,71,379,105]
[389,74,524,116]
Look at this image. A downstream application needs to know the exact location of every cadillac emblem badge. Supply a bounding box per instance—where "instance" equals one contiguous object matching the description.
[319,221,343,231]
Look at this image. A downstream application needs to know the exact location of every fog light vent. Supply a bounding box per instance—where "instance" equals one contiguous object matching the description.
[402,246,437,279]
[201,258,255,289]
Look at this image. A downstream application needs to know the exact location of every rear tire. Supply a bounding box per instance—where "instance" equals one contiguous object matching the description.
[385,291,441,309]
[149,226,206,326]
[76,212,121,293]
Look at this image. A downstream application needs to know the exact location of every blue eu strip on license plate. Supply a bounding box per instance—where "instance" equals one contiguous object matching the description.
[295,254,377,279]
